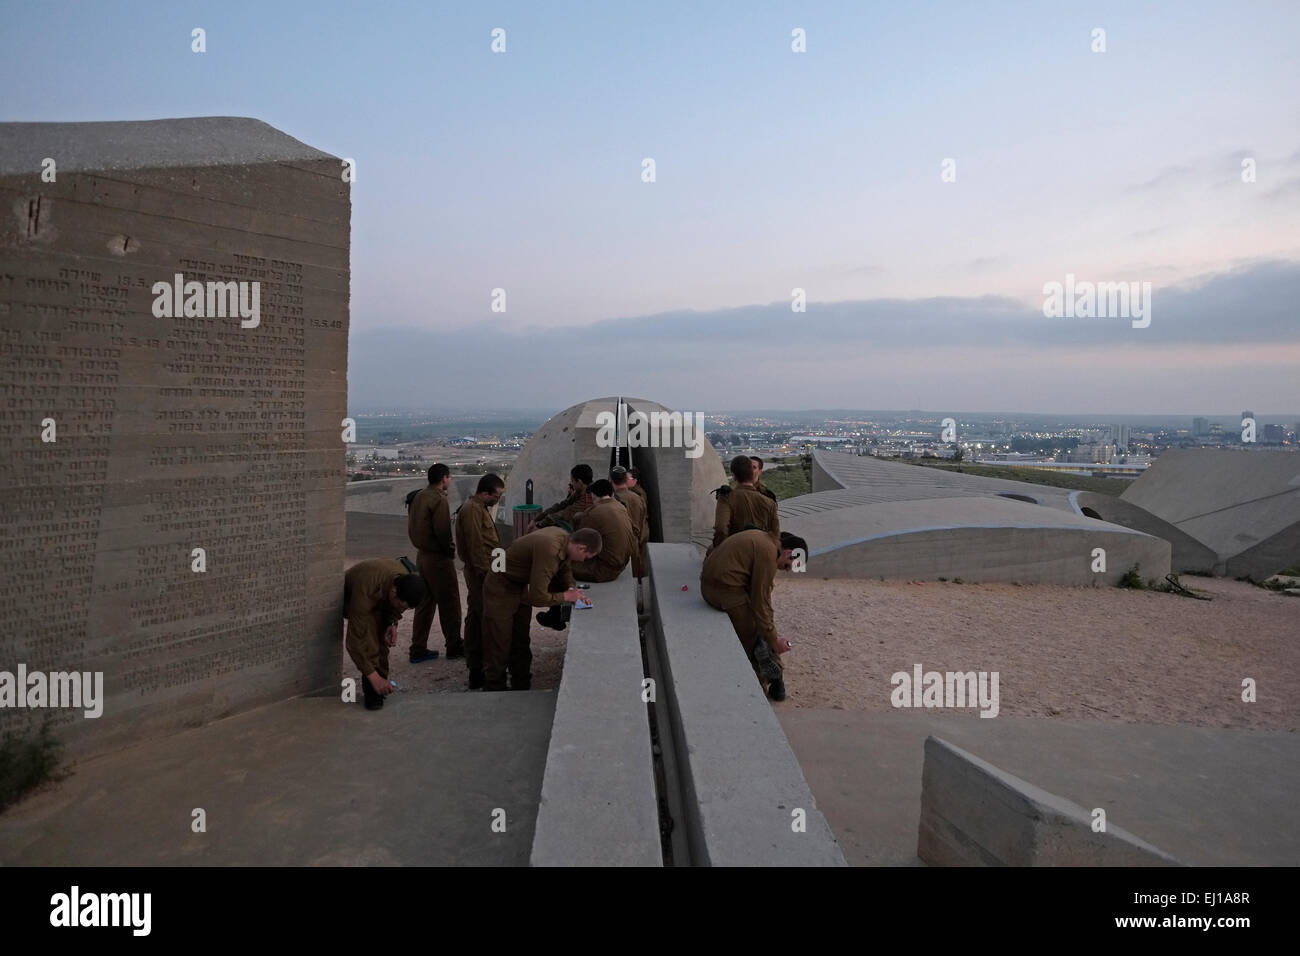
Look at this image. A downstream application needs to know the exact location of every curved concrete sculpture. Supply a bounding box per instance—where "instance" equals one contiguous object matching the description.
[807,449,1222,577]
[780,492,1170,585]
[500,397,726,545]
[810,449,1080,512]
[1070,491,1217,573]
[1120,448,1300,578]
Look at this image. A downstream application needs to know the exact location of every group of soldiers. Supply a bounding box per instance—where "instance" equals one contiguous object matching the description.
[342,455,805,708]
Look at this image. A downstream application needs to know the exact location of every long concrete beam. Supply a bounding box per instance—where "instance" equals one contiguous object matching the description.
[646,544,845,866]
[530,572,662,866]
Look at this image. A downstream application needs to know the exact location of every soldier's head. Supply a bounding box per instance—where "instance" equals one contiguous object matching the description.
[476,473,505,505]
[570,464,593,495]
[390,573,427,612]
[776,532,808,572]
[428,463,451,490]
[588,478,614,500]
[749,456,764,479]
[609,465,629,488]
[730,455,755,484]
[627,467,641,488]
[567,527,603,562]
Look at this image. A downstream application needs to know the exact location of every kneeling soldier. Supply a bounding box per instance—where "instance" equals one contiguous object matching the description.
[699,530,807,702]
[481,526,602,691]
[533,464,594,530]
[572,479,636,582]
[344,559,427,710]
[610,466,648,577]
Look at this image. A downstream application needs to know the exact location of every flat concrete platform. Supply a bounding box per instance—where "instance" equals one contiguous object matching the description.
[0,691,556,866]
[780,710,1300,867]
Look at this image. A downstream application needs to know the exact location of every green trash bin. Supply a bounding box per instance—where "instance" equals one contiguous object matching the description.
[512,503,541,539]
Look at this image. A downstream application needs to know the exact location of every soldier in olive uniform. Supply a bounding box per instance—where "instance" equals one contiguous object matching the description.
[750,456,778,502]
[700,530,807,702]
[344,559,427,710]
[480,526,602,691]
[408,463,463,660]
[572,479,636,582]
[610,466,648,577]
[710,455,780,554]
[627,467,649,517]
[533,464,594,530]
[454,473,505,689]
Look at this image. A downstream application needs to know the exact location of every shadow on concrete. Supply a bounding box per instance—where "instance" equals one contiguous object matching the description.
[0,692,555,866]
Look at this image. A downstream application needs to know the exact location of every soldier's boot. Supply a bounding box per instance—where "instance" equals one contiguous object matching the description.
[536,606,567,631]
[468,668,485,690]
[750,638,783,684]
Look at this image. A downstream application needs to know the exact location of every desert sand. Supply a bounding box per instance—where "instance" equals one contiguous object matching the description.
[771,575,1298,730]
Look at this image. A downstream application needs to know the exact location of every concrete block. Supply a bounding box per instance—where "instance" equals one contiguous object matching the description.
[0,118,349,759]
[646,543,845,866]
[918,736,1181,866]
[530,570,661,866]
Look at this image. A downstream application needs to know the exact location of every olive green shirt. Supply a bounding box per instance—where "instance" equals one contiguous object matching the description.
[455,495,500,575]
[700,530,780,645]
[711,483,780,552]
[408,485,455,557]
[500,527,576,606]
[344,558,407,675]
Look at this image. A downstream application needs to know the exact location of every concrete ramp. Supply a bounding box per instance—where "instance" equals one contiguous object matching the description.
[918,736,1180,866]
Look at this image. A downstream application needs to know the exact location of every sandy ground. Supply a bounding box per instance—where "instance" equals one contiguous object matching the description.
[770,575,1299,731]
[342,559,566,696]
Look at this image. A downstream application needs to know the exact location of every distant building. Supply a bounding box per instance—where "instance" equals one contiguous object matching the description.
[1242,410,1255,422]
[1109,424,1131,451]
[1262,424,1285,444]
[1067,443,1117,463]
[353,445,400,460]
[1192,417,1208,437]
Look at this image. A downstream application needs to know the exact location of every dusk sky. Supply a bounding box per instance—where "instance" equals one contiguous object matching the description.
[4,1,1298,414]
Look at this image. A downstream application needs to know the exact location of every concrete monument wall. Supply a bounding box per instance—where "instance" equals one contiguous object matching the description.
[0,118,350,758]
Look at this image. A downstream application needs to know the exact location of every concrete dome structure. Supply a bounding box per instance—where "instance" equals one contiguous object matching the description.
[501,397,726,546]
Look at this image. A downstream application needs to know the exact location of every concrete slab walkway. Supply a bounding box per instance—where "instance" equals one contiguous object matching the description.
[1,691,555,866]
[780,710,1300,867]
